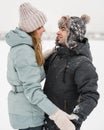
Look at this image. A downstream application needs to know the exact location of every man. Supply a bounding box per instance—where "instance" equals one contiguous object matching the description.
[44,14,99,130]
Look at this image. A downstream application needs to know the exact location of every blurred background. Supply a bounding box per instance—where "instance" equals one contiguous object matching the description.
[0,0,104,39]
[0,0,104,130]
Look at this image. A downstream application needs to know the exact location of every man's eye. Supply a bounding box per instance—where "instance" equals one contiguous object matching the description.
[61,27,66,31]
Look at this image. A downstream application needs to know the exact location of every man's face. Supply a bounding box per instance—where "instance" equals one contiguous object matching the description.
[56,27,69,45]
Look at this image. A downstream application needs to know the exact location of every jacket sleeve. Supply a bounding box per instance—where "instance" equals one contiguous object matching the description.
[72,60,99,126]
[14,45,57,116]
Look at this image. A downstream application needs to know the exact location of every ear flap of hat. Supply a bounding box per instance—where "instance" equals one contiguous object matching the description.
[81,14,90,24]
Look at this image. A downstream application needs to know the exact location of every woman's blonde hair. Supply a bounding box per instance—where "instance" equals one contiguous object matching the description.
[29,31,44,66]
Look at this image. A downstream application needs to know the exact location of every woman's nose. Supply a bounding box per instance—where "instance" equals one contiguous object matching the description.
[42,26,45,32]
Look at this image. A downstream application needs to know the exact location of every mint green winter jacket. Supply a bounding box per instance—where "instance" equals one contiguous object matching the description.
[5,28,57,129]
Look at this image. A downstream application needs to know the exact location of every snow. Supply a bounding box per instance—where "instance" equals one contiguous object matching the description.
[0,40,104,130]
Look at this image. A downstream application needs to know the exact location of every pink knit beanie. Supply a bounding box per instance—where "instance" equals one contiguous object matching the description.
[19,2,47,33]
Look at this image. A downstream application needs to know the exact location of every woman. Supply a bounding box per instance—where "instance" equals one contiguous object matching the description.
[5,2,75,130]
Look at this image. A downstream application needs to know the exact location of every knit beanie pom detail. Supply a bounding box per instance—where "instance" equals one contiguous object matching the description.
[81,14,90,24]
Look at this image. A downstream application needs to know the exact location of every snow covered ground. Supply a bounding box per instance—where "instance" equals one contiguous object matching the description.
[0,40,104,130]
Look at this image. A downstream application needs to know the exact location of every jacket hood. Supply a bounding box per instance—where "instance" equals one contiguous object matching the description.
[56,38,92,61]
[73,39,92,61]
[5,27,33,47]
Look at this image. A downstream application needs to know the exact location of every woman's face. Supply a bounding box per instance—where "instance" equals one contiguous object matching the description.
[56,27,69,45]
[35,26,45,39]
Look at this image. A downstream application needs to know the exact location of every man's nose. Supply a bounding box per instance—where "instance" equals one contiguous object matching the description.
[56,30,61,35]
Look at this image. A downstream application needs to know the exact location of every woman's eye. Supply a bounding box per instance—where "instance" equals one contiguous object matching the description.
[38,27,42,30]
[38,27,41,30]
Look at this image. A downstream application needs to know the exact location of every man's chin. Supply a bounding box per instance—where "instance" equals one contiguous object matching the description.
[58,40,63,43]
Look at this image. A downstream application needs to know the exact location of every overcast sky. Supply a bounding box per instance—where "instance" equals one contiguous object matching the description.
[0,0,104,33]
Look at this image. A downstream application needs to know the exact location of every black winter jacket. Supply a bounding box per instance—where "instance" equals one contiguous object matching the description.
[44,39,99,130]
